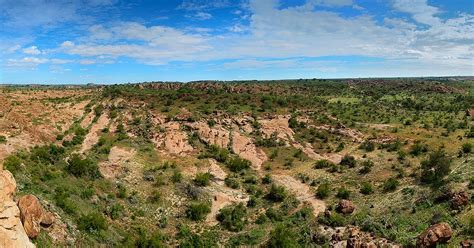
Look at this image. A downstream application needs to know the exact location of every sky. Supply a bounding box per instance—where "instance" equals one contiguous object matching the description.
[0,0,473,84]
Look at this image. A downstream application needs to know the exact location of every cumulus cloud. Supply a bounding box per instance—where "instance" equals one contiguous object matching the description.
[22,46,42,55]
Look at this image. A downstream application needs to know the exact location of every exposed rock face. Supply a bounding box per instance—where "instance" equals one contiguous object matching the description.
[154,122,193,155]
[416,222,453,248]
[0,170,35,247]
[187,122,230,148]
[450,190,469,210]
[17,194,55,238]
[259,115,295,143]
[336,199,355,214]
[231,131,267,170]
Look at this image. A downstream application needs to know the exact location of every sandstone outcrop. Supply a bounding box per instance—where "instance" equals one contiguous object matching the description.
[0,170,35,247]
[336,199,355,214]
[416,222,453,248]
[17,194,55,238]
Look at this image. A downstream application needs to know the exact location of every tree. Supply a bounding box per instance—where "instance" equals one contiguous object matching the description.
[420,149,451,184]
[186,202,211,221]
[216,203,247,231]
[267,184,287,202]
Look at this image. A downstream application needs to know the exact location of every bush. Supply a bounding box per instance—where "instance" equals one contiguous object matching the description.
[461,143,472,154]
[266,184,287,202]
[148,190,161,203]
[359,140,375,152]
[340,154,356,168]
[171,170,182,183]
[410,141,428,156]
[225,177,240,189]
[262,174,272,184]
[194,172,212,186]
[359,160,374,174]
[420,150,451,184]
[336,187,351,199]
[66,154,100,179]
[0,135,7,143]
[314,159,334,169]
[316,182,331,199]
[186,202,211,221]
[4,155,22,174]
[318,211,345,227]
[267,224,298,248]
[382,178,399,192]
[77,212,107,233]
[227,157,251,172]
[216,203,247,231]
[360,182,374,195]
[200,145,229,163]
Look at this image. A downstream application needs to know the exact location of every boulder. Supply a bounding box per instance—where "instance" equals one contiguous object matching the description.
[17,195,43,238]
[17,194,55,238]
[336,200,355,214]
[0,170,35,247]
[460,240,473,248]
[451,190,469,210]
[416,222,453,248]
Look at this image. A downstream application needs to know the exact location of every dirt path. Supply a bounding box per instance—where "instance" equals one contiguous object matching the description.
[80,114,110,153]
[272,174,326,216]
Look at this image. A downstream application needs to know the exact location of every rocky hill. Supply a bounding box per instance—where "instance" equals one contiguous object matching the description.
[0,79,472,247]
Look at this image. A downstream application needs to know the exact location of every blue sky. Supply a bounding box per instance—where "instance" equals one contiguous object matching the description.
[0,0,473,84]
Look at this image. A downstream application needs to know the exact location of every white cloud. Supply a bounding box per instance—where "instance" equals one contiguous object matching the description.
[178,0,230,11]
[392,0,440,26]
[22,46,42,55]
[6,57,49,68]
[193,12,213,20]
[79,59,96,65]
[47,0,473,75]
[309,0,354,7]
[6,45,21,53]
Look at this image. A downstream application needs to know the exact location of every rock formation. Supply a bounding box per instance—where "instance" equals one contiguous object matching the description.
[17,194,55,238]
[416,222,453,248]
[0,170,35,247]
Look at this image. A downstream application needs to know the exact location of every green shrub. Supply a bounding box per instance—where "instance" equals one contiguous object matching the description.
[107,203,123,220]
[194,172,212,186]
[336,187,351,199]
[77,212,107,233]
[410,141,428,156]
[314,159,334,169]
[359,140,375,152]
[66,154,100,179]
[225,177,240,189]
[171,170,182,183]
[382,178,399,192]
[216,203,247,232]
[267,224,298,247]
[360,182,374,195]
[262,174,272,184]
[265,207,284,222]
[266,184,287,202]
[461,143,472,154]
[317,212,345,227]
[226,157,251,172]
[420,149,451,184]
[4,155,22,174]
[186,202,211,221]
[135,228,165,248]
[0,135,6,143]
[359,160,374,174]
[316,182,331,199]
[340,154,356,168]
